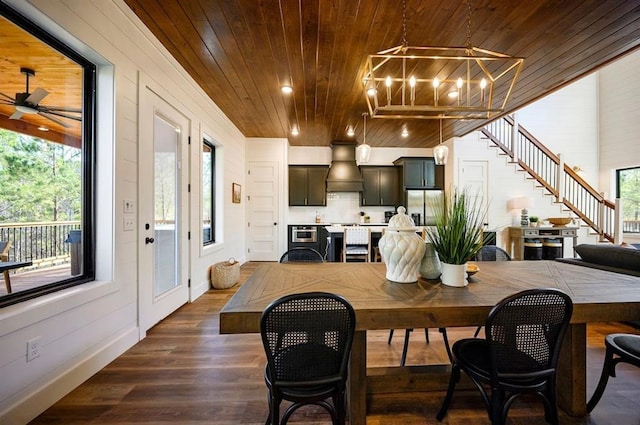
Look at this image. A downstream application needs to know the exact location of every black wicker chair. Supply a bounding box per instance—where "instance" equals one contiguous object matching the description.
[279,247,324,263]
[260,292,356,425]
[471,246,512,338]
[474,245,512,261]
[436,288,573,425]
[587,333,640,412]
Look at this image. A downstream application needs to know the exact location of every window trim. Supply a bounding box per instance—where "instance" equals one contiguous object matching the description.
[0,3,96,308]
[202,138,215,246]
[616,165,640,234]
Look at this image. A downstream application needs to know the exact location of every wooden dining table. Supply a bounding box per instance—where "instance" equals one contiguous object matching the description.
[219,261,640,425]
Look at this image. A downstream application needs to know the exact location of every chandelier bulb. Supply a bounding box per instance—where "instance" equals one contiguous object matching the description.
[432,77,440,88]
[457,78,463,89]
[386,76,392,87]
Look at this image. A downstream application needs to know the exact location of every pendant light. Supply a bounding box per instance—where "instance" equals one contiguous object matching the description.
[357,112,371,163]
[433,119,448,165]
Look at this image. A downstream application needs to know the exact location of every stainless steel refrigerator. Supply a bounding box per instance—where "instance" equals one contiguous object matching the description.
[406,190,443,226]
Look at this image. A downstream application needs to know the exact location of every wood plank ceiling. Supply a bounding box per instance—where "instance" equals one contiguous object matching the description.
[122,0,640,148]
[0,13,82,147]
[123,0,640,148]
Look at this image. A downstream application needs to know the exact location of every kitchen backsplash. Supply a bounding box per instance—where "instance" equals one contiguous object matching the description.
[288,192,397,224]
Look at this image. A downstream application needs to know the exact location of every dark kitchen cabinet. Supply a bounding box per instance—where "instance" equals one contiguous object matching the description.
[360,166,400,206]
[393,157,444,189]
[288,165,328,206]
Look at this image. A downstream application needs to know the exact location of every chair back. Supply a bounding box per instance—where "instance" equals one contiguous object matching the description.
[260,292,356,386]
[343,227,371,262]
[0,240,11,262]
[344,227,369,245]
[475,245,511,261]
[486,288,573,383]
[279,247,324,263]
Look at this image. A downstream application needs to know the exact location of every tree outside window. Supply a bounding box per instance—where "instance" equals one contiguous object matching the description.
[617,167,640,233]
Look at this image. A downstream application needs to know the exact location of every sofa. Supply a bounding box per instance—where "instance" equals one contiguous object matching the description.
[555,243,640,277]
[556,243,640,328]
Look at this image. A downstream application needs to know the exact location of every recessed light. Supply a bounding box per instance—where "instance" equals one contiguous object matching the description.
[281,85,293,94]
[347,127,355,137]
[447,91,459,99]
[401,129,409,138]
[291,126,299,136]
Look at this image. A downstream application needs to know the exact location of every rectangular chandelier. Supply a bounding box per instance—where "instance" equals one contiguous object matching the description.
[363,45,524,120]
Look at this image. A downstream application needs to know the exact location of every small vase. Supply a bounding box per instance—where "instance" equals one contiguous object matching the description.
[440,262,468,287]
[419,243,441,280]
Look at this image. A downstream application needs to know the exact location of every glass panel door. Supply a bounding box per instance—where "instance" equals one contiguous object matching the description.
[153,114,179,297]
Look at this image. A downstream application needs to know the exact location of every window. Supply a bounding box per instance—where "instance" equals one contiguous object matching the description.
[0,4,95,307]
[202,139,215,245]
[617,166,640,233]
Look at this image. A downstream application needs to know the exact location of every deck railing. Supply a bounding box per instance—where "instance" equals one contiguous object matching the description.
[0,221,80,267]
[482,116,618,242]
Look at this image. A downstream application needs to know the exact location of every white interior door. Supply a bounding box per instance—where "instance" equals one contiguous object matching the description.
[248,161,280,261]
[138,86,190,334]
[460,160,489,225]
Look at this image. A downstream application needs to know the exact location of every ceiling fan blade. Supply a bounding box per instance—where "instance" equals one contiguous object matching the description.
[40,109,82,121]
[25,87,48,105]
[39,105,82,113]
[39,111,71,128]
[0,99,13,105]
[10,110,24,120]
[0,91,14,102]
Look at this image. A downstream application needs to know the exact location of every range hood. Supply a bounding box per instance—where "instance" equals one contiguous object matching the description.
[326,141,364,192]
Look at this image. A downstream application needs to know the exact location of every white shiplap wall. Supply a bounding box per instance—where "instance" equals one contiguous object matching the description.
[598,49,640,198]
[0,1,246,423]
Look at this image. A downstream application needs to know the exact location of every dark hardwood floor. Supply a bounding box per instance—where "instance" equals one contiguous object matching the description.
[30,262,640,424]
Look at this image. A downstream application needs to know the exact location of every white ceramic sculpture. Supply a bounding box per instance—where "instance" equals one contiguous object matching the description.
[378,206,426,283]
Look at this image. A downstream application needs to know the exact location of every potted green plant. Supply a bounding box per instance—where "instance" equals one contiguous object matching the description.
[426,188,486,287]
[529,216,539,227]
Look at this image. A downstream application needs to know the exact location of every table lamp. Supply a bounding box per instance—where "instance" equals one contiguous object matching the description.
[508,197,533,226]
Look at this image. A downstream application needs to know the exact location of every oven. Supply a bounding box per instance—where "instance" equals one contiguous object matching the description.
[290,225,318,243]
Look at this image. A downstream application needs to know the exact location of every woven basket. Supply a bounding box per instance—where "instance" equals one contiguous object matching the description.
[211,259,240,289]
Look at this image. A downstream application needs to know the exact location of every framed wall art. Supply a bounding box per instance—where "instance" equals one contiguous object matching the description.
[232,183,241,203]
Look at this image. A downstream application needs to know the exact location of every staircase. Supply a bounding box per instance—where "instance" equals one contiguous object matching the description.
[481,115,621,243]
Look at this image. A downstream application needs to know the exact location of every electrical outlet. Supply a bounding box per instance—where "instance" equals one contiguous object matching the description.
[123,215,135,232]
[27,337,41,362]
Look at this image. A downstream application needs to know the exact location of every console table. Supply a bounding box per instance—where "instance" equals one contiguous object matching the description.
[509,226,578,260]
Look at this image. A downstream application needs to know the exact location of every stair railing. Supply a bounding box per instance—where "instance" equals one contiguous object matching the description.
[482,115,617,242]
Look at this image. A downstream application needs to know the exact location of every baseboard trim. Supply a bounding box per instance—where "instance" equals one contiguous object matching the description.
[0,326,139,425]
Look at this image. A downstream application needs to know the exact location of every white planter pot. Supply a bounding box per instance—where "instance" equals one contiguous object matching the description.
[440,262,468,287]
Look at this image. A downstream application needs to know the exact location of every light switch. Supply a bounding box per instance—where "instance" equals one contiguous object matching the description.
[123,199,135,213]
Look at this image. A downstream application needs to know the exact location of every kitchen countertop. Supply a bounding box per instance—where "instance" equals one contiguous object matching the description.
[324,224,430,234]
[325,225,387,234]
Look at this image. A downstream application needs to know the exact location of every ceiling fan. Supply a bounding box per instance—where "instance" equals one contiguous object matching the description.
[0,67,81,128]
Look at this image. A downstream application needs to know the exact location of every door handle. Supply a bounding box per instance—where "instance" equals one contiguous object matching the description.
[274,222,277,226]
[145,237,155,244]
